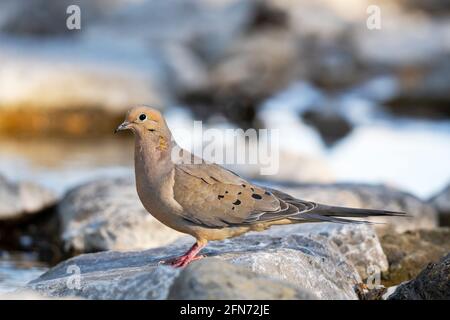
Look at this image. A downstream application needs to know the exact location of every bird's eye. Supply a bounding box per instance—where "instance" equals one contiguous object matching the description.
[139,114,147,121]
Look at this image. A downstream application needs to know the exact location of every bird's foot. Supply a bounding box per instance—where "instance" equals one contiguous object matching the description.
[158,241,207,268]
[159,254,205,268]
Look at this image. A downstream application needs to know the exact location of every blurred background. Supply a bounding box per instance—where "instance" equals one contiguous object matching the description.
[0,0,449,293]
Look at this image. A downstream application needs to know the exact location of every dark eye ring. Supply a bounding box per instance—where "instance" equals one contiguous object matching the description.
[139,114,147,121]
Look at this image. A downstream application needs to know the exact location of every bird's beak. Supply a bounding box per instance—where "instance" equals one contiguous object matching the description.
[115,121,130,133]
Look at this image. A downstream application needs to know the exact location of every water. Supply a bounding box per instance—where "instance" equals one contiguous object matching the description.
[0,251,48,293]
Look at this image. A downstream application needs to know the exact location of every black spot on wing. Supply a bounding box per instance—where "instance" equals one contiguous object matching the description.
[233,199,241,205]
[210,176,220,182]
[218,195,224,200]
[252,194,262,200]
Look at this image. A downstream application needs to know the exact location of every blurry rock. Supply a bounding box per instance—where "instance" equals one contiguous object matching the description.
[302,108,353,146]
[87,0,255,63]
[58,177,183,254]
[236,153,334,185]
[353,7,449,67]
[385,62,450,119]
[246,0,288,31]
[380,228,450,286]
[270,153,334,183]
[0,39,165,137]
[183,29,303,128]
[0,0,110,36]
[397,0,450,15]
[28,233,362,300]
[0,174,56,221]
[269,182,438,236]
[263,223,388,280]
[168,258,317,300]
[429,184,450,226]
[388,253,450,300]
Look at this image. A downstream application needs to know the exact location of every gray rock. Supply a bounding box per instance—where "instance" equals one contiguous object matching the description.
[262,223,388,280]
[265,182,438,236]
[58,177,183,254]
[388,253,450,300]
[0,174,56,221]
[0,290,78,300]
[28,233,362,300]
[429,184,450,227]
[168,258,317,300]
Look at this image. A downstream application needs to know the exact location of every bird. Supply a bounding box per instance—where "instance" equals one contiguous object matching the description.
[115,106,406,267]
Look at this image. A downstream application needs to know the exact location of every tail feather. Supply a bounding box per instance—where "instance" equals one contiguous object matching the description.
[288,203,407,224]
[312,204,406,217]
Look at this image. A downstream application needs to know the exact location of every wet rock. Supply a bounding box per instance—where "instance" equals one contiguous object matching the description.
[58,177,183,254]
[0,174,56,221]
[168,258,317,300]
[268,182,438,236]
[429,184,450,227]
[28,233,361,300]
[380,228,450,286]
[388,253,450,300]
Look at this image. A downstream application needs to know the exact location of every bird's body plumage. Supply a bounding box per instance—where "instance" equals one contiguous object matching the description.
[116,106,405,267]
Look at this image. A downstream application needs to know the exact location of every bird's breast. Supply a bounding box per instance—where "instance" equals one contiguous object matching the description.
[135,168,188,233]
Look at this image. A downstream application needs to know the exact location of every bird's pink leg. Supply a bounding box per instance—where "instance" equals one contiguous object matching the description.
[160,241,207,268]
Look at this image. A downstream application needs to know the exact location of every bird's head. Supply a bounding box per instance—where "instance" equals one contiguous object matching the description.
[115,106,168,135]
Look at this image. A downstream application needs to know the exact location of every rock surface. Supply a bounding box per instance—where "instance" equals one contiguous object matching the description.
[261,223,388,280]
[0,174,56,221]
[28,233,362,300]
[380,228,450,286]
[168,258,317,300]
[429,184,450,226]
[58,177,183,254]
[265,182,438,236]
[0,290,77,300]
[388,253,450,300]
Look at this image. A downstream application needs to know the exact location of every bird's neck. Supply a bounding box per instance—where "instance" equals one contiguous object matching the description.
[134,134,174,186]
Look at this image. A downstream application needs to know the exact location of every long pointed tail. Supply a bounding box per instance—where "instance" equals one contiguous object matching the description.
[289,203,407,224]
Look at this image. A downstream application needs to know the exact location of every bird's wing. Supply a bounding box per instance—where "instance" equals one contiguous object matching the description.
[173,161,303,228]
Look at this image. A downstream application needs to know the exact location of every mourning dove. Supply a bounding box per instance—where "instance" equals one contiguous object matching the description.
[116,106,405,267]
